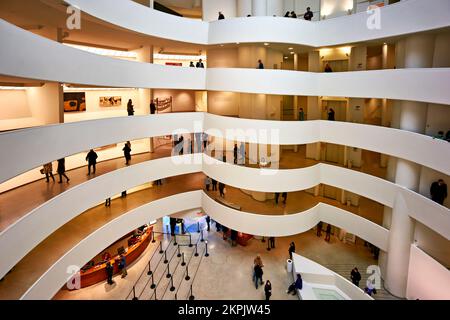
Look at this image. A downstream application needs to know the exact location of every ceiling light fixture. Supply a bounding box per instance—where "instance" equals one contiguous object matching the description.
[288,47,293,50]
[264,43,269,46]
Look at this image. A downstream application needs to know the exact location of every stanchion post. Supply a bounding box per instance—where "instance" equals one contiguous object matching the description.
[159,241,163,254]
[194,244,199,257]
[181,252,186,266]
[150,272,156,289]
[154,287,157,300]
[189,284,195,300]
[177,245,181,258]
[267,239,271,251]
[151,230,156,243]
[189,234,193,247]
[174,234,178,246]
[147,260,153,275]
[185,264,190,281]
[170,275,175,291]
[205,240,209,257]
[166,262,171,278]
[262,236,266,243]
[200,229,204,242]
[197,222,200,233]
[132,286,138,300]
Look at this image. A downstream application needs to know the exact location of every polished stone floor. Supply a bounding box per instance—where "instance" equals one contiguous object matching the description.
[0,145,386,299]
[54,219,388,300]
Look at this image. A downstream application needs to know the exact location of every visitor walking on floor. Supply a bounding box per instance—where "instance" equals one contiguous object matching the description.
[264,280,272,300]
[257,59,264,69]
[57,158,70,183]
[282,192,287,204]
[218,11,225,20]
[196,59,205,68]
[42,162,55,182]
[288,242,296,259]
[328,108,335,121]
[303,7,313,20]
[275,192,280,205]
[127,99,134,116]
[233,143,238,164]
[316,221,323,237]
[430,179,447,205]
[150,99,156,114]
[105,197,111,207]
[325,224,332,242]
[119,254,127,278]
[205,215,211,231]
[269,237,275,249]
[106,261,114,285]
[287,274,303,295]
[253,264,264,289]
[211,178,218,191]
[350,267,361,287]
[85,149,98,175]
[205,176,212,191]
[123,141,131,165]
[219,182,226,197]
[298,107,305,121]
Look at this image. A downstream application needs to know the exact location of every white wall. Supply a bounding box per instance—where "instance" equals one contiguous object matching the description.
[2,20,450,106]
[320,0,353,19]
[63,0,450,47]
[406,245,450,300]
[153,89,196,112]
[2,114,450,187]
[0,90,30,120]
[414,222,450,268]
[425,103,450,137]
[207,91,240,116]
[26,83,63,124]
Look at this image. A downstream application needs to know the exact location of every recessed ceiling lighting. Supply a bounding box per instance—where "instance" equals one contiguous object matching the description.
[264,43,269,46]
[288,47,293,50]
[236,42,240,44]
[290,52,295,54]
[284,56,288,59]
[220,44,224,47]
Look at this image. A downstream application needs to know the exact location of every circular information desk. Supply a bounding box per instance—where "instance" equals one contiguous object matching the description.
[77,227,153,288]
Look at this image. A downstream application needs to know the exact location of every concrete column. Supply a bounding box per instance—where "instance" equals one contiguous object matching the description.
[433,32,450,67]
[306,51,321,160]
[30,27,64,124]
[267,0,284,16]
[385,33,435,298]
[134,45,154,152]
[252,0,267,16]
[237,0,252,16]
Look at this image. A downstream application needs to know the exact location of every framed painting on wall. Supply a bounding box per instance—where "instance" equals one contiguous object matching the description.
[99,96,122,107]
[63,92,86,112]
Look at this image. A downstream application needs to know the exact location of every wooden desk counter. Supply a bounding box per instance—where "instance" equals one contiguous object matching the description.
[78,227,152,288]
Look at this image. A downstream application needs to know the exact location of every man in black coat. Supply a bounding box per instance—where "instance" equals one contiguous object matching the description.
[430,179,447,205]
[105,262,114,285]
[350,267,361,287]
[150,99,156,114]
[86,149,98,175]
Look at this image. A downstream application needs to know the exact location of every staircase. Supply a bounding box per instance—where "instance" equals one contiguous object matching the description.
[322,263,401,300]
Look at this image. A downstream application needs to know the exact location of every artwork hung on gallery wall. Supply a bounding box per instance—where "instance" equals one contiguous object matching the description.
[63,92,86,112]
[99,96,122,107]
